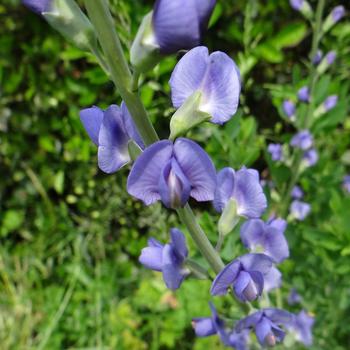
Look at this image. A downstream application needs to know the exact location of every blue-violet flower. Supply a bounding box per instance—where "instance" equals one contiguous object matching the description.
[268,143,283,161]
[290,200,311,221]
[290,130,313,150]
[287,310,315,346]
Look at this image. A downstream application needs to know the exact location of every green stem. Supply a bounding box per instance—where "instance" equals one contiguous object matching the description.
[84,0,158,146]
[84,0,226,280]
[280,0,325,216]
[185,259,210,280]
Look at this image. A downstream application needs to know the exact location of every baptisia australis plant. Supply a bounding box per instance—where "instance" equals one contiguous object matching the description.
[23,0,320,348]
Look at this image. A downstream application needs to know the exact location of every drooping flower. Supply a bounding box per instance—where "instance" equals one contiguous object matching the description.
[290,130,313,150]
[287,310,315,346]
[331,5,345,24]
[235,308,293,347]
[193,303,249,349]
[127,138,216,208]
[290,200,311,221]
[80,103,144,174]
[139,228,189,290]
[153,0,216,54]
[169,46,241,127]
[323,95,338,112]
[268,143,283,161]
[297,86,310,103]
[210,253,279,302]
[288,288,302,305]
[282,100,296,119]
[291,186,304,199]
[303,148,318,167]
[240,219,289,263]
[343,175,350,193]
[22,0,51,13]
[214,167,267,219]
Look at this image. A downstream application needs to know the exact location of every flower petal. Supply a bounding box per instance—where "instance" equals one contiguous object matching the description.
[98,105,130,173]
[127,140,173,205]
[240,253,273,274]
[234,168,267,218]
[79,106,104,145]
[162,244,186,290]
[121,102,144,149]
[139,246,163,271]
[174,138,216,201]
[235,311,263,332]
[192,318,216,337]
[264,267,282,292]
[153,0,201,54]
[148,237,163,248]
[170,46,209,109]
[255,317,273,346]
[211,260,241,295]
[264,308,293,325]
[265,228,289,263]
[240,219,266,251]
[23,0,51,14]
[199,51,241,124]
[170,228,188,261]
[268,217,287,233]
[194,0,216,32]
[213,167,235,212]
[233,271,251,300]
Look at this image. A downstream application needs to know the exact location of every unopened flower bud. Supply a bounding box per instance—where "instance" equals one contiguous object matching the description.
[289,0,313,19]
[317,51,337,74]
[314,95,338,117]
[282,100,296,120]
[323,5,345,33]
[265,333,277,347]
[297,86,310,103]
[312,50,323,65]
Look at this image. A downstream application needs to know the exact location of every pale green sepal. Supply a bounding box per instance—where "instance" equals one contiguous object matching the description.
[218,199,240,237]
[300,1,313,20]
[169,91,211,140]
[127,140,143,161]
[43,0,97,51]
[130,12,162,73]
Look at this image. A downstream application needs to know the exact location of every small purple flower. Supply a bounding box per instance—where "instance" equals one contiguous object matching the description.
[331,5,345,24]
[303,148,318,167]
[240,219,289,263]
[193,303,249,349]
[127,138,216,208]
[170,46,241,124]
[297,86,310,103]
[323,95,338,112]
[153,0,216,54]
[139,228,188,290]
[282,100,296,119]
[268,143,283,161]
[290,200,311,221]
[289,0,304,11]
[80,103,144,174]
[312,50,323,65]
[214,167,267,219]
[291,186,304,199]
[288,288,302,305]
[235,308,293,347]
[343,175,350,193]
[22,0,51,14]
[287,310,315,346]
[290,130,313,150]
[210,253,279,302]
[325,51,337,65]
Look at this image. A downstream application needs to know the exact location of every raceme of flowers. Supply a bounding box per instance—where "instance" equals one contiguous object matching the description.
[22,0,350,348]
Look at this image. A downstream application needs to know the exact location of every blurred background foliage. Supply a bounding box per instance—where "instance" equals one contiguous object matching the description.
[1,0,350,349]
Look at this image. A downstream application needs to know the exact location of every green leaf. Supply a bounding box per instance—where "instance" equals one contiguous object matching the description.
[270,22,308,48]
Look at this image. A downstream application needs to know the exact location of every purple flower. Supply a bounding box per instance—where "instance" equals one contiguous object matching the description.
[268,143,283,161]
[287,310,315,346]
[22,0,51,14]
[343,175,350,193]
[170,46,241,125]
[290,130,313,150]
[139,228,188,290]
[193,303,249,349]
[303,148,318,167]
[325,51,337,65]
[331,5,345,24]
[240,219,289,263]
[127,138,216,208]
[153,0,216,54]
[80,103,144,174]
[291,186,304,199]
[288,288,302,305]
[289,0,304,11]
[210,253,279,302]
[235,308,293,347]
[214,167,267,219]
[290,200,311,221]
[323,95,338,112]
[312,50,323,65]
[282,100,296,119]
[297,86,310,103]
